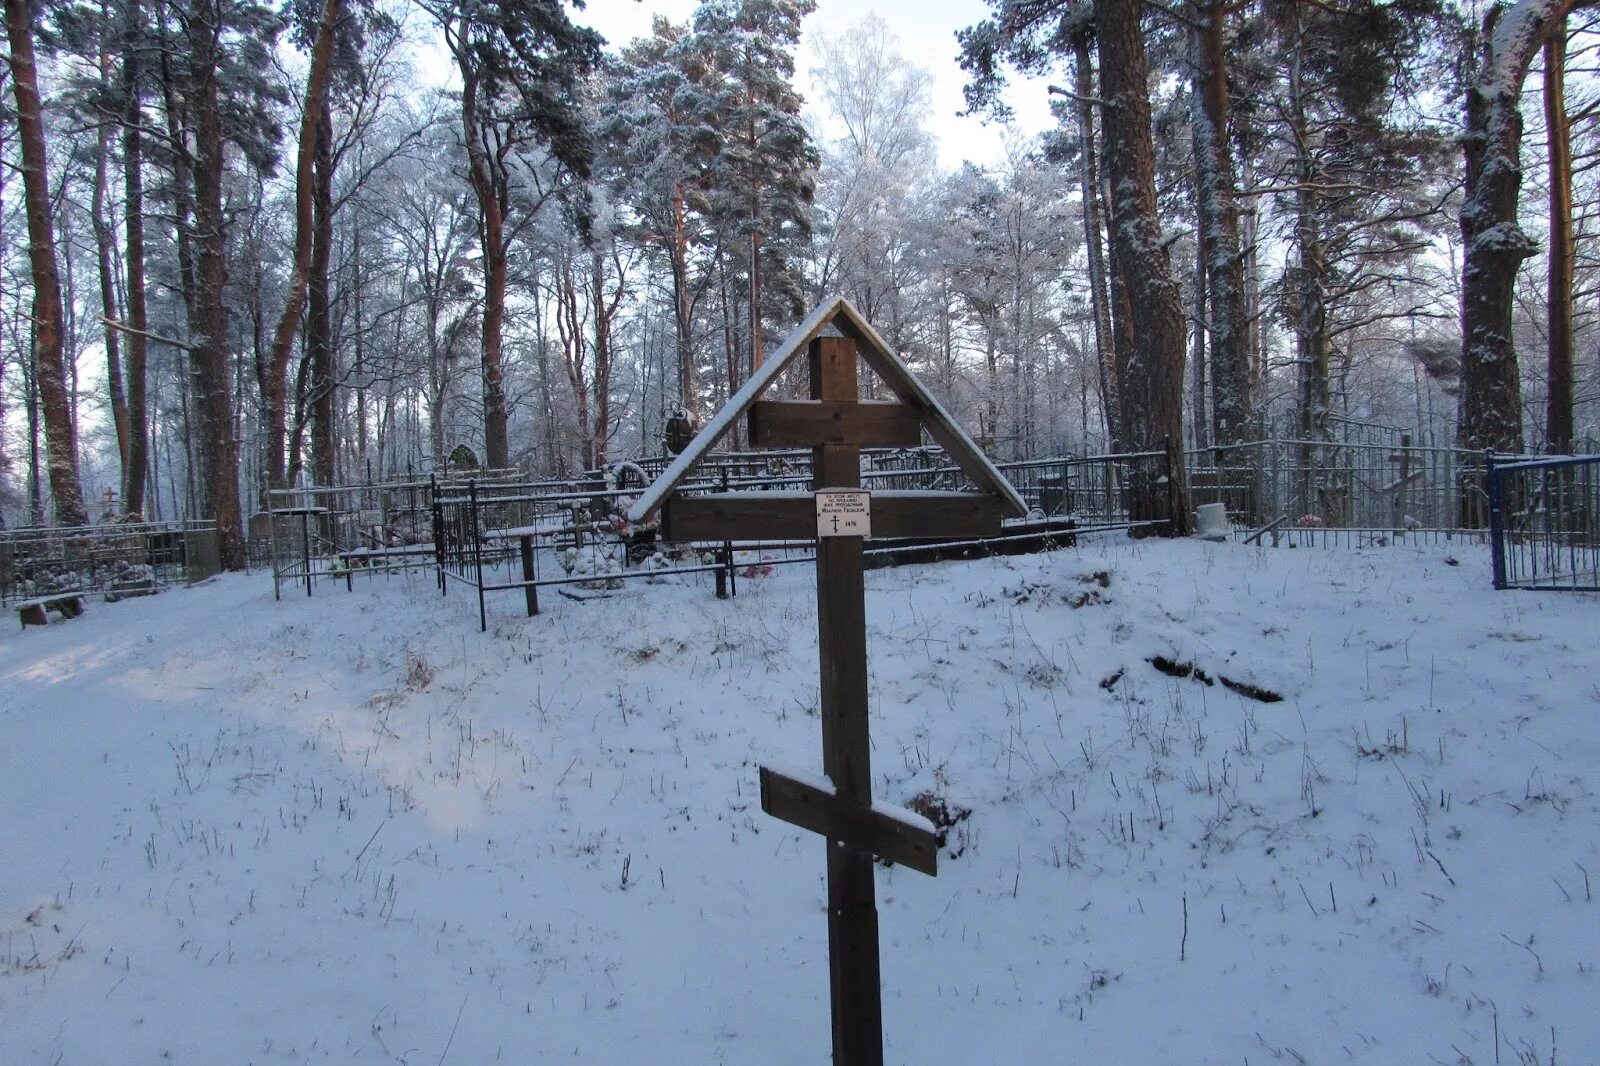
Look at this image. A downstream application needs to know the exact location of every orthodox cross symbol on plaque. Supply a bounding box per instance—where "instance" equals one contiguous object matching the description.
[629,297,1026,1066]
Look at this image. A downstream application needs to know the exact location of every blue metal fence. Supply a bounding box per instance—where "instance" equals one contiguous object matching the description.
[1486,452,1600,591]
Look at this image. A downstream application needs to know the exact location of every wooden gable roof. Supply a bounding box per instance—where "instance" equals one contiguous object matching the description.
[628,296,1027,524]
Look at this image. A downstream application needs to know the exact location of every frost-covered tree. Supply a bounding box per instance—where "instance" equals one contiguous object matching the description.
[1188,0,1250,450]
[1101,0,1189,530]
[807,14,936,355]
[1459,0,1589,453]
[690,0,817,373]
[421,0,601,469]
[602,17,723,426]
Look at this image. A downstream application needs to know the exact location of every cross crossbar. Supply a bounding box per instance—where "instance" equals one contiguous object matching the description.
[760,767,938,876]
[749,399,923,448]
[661,490,1002,542]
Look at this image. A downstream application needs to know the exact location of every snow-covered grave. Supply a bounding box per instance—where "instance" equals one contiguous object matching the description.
[2,538,1596,1063]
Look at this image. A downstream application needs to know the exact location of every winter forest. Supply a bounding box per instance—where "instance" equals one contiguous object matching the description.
[1,0,1597,563]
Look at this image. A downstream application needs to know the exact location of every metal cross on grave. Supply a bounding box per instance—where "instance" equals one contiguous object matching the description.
[628,298,1027,1066]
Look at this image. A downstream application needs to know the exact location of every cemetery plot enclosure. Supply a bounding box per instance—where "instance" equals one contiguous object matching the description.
[1487,452,1600,591]
[267,431,1543,626]
[0,520,219,604]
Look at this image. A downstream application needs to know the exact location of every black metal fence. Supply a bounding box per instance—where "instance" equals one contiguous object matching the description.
[1185,437,1498,532]
[1487,452,1600,591]
[0,520,217,604]
[432,478,745,631]
[423,449,1173,630]
[260,431,1557,625]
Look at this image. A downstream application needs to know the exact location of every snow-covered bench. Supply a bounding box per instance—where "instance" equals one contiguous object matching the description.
[17,592,87,629]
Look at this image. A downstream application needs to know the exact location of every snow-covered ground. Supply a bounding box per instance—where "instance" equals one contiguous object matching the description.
[2,537,1596,1064]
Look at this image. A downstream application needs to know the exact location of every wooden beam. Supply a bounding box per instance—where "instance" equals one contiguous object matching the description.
[805,333,888,1066]
[760,767,938,876]
[659,491,1005,543]
[748,400,922,448]
[661,492,812,541]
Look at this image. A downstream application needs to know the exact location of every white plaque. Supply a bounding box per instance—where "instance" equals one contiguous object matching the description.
[815,490,871,538]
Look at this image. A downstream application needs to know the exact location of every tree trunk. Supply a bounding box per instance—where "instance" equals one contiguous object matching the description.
[308,99,336,486]
[1070,31,1121,453]
[122,0,150,517]
[261,0,343,492]
[749,228,763,371]
[1544,19,1573,454]
[1458,1,1578,454]
[1191,256,1209,450]
[671,187,700,425]
[353,224,368,477]
[556,256,593,470]
[1096,0,1190,534]
[459,64,511,469]
[6,0,87,526]
[24,325,45,523]
[187,15,244,567]
[591,249,619,469]
[94,83,131,494]
[1190,0,1251,450]
[1288,21,1337,521]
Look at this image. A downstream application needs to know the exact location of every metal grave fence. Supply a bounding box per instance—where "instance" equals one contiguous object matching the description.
[1487,452,1600,591]
[1,520,218,604]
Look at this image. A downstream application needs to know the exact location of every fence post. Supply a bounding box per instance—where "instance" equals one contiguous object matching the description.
[1485,451,1507,590]
[300,515,313,597]
[722,466,736,598]
[469,479,486,631]
[431,475,446,596]
[520,534,539,617]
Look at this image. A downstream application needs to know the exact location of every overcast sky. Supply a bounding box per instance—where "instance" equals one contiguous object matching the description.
[570,0,1058,169]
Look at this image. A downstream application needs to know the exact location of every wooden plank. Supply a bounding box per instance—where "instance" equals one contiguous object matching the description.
[661,493,812,541]
[660,491,1004,542]
[760,767,938,876]
[748,399,921,448]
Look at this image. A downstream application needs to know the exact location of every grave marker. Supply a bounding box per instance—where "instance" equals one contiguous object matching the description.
[629,297,1025,1066]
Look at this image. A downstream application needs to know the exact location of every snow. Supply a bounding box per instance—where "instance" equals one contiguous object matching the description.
[3,538,1598,1063]
[870,798,935,837]
[1486,0,1563,94]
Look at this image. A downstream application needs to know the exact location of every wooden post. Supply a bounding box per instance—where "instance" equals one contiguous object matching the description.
[520,534,539,617]
[810,334,884,1066]
[301,513,313,597]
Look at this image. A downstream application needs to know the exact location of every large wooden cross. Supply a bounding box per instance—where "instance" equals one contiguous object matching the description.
[629,298,1026,1066]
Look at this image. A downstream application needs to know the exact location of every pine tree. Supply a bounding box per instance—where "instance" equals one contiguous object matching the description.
[601,17,723,427]
[155,0,286,564]
[5,0,87,525]
[1095,0,1190,533]
[422,0,601,470]
[1458,0,1583,454]
[691,0,817,372]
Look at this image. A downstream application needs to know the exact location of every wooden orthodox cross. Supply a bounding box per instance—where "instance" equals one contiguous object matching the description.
[628,298,1026,1066]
